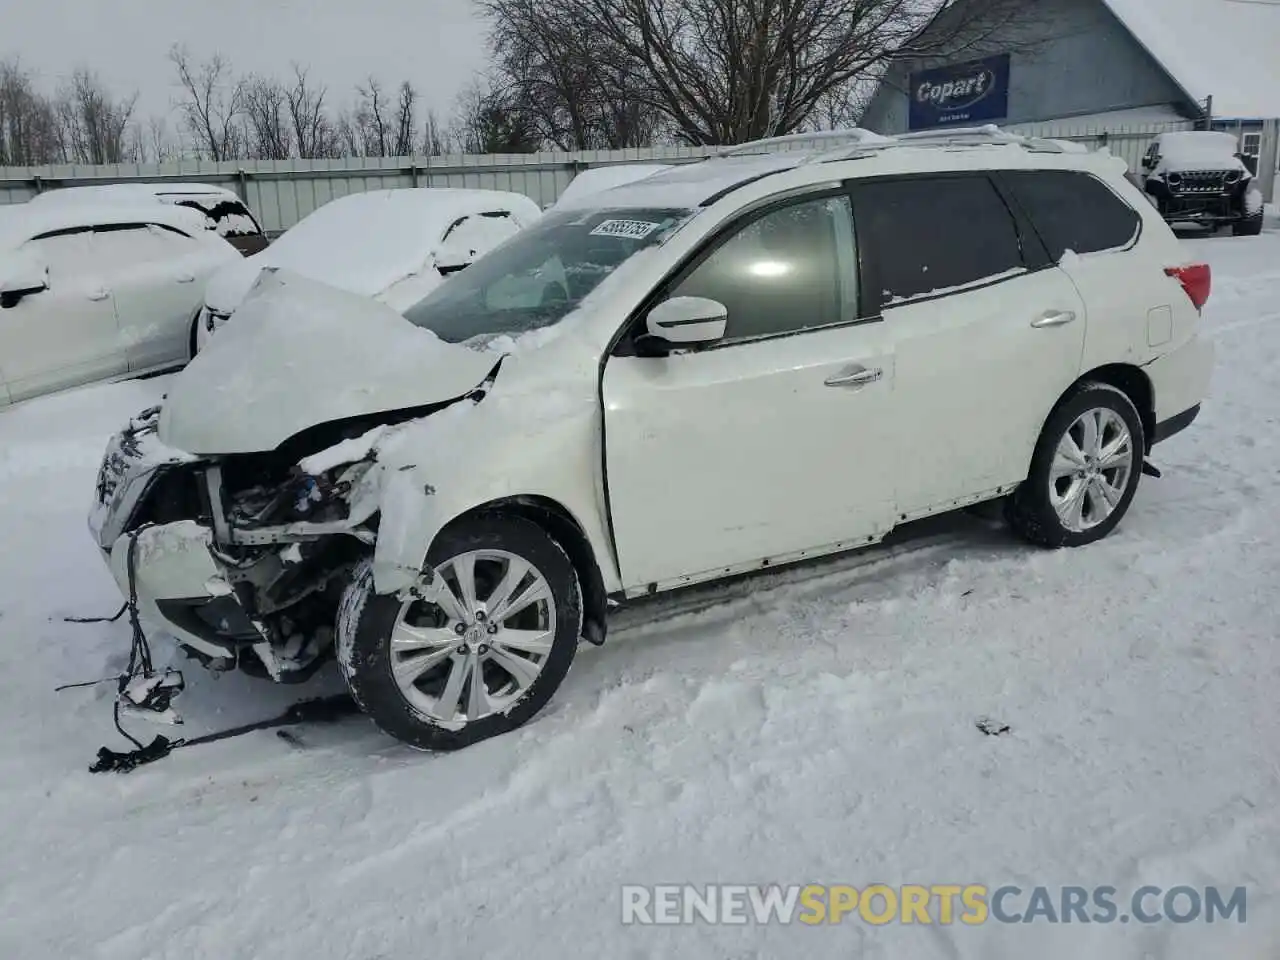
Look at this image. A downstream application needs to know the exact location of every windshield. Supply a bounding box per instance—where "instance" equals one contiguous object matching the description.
[402,206,691,344]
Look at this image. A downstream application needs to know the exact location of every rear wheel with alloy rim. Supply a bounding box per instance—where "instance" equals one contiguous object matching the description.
[338,513,582,750]
[1006,382,1145,548]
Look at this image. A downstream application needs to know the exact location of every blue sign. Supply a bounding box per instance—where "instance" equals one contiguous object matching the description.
[908,54,1011,130]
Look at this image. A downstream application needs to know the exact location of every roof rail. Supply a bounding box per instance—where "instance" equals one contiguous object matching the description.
[812,124,1073,162]
[718,128,892,158]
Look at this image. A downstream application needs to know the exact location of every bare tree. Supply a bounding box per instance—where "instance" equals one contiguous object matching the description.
[286,65,340,159]
[422,108,449,155]
[485,0,658,149]
[451,80,541,154]
[240,74,293,159]
[354,77,390,156]
[393,81,418,156]
[170,45,244,160]
[0,60,61,165]
[482,0,1038,144]
[54,69,139,164]
[145,115,177,162]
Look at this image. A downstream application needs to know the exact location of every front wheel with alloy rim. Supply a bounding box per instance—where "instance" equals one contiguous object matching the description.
[1006,382,1145,548]
[338,513,582,750]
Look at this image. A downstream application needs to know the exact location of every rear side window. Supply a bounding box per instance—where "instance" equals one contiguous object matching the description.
[852,176,1024,306]
[1004,170,1140,260]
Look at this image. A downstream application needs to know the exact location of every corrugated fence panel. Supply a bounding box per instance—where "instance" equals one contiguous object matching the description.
[8,125,1240,229]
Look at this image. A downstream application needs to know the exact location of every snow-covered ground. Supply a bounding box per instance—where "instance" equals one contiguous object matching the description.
[2,216,1279,959]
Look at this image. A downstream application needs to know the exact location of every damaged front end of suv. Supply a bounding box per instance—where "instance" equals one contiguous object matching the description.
[89,385,494,684]
[87,269,534,685]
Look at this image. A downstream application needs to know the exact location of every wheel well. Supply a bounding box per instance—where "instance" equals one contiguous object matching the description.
[453,496,609,645]
[1072,363,1155,449]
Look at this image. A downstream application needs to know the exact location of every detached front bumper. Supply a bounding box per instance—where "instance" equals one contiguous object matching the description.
[89,409,265,665]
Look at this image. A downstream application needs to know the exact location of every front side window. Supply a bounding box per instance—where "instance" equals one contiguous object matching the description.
[403,206,690,344]
[1004,170,1140,260]
[852,175,1025,306]
[669,195,858,342]
[88,224,197,272]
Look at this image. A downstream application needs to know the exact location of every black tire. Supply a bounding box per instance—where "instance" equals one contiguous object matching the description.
[1233,213,1264,237]
[338,512,582,751]
[1006,382,1145,548]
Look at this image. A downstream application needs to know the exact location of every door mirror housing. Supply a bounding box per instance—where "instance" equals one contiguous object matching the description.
[1141,154,1158,171]
[0,251,49,307]
[644,296,728,346]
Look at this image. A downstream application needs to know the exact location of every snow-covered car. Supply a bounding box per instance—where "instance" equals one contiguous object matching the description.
[29,183,268,256]
[194,188,542,351]
[0,202,239,406]
[550,164,673,209]
[1139,131,1265,236]
[89,129,1214,750]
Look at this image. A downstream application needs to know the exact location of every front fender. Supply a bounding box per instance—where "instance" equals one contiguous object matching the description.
[367,388,619,596]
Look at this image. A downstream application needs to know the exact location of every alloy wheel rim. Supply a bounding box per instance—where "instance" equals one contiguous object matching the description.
[390,549,556,730]
[1049,407,1134,533]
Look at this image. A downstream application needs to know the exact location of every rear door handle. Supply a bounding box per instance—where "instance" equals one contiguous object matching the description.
[176,274,195,284]
[1031,309,1077,328]
[88,288,110,302]
[824,364,883,388]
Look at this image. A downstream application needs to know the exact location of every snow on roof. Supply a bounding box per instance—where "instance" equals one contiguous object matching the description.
[240,188,543,297]
[551,153,806,211]
[552,164,674,208]
[1102,0,1280,119]
[29,183,240,206]
[0,200,215,252]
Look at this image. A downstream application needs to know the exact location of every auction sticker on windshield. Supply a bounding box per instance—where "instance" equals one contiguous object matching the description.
[590,219,663,239]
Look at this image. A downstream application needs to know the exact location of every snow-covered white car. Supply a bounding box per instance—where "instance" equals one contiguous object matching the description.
[550,163,673,209]
[29,182,268,255]
[0,202,239,406]
[1139,131,1265,236]
[89,128,1214,750]
[194,188,542,351]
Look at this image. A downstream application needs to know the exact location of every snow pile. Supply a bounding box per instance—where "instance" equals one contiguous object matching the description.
[2,234,1280,957]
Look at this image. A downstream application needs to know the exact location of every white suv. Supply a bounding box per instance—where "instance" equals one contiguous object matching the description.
[88,128,1214,750]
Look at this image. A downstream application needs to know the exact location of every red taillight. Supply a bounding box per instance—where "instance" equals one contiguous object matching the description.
[1165,263,1211,311]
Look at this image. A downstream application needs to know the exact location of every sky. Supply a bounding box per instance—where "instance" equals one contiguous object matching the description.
[3,0,490,124]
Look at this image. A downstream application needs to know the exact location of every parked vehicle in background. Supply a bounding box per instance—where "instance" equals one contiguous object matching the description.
[30,183,269,255]
[550,164,673,209]
[195,188,542,351]
[0,202,239,406]
[1140,131,1265,236]
[89,128,1213,751]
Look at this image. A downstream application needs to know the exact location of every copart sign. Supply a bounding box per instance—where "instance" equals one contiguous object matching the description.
[908,54,1011,130]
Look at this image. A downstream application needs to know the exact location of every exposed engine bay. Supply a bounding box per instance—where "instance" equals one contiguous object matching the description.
[93,377,494,684]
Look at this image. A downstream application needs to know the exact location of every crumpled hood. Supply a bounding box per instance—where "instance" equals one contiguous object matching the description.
[159,270,497,455]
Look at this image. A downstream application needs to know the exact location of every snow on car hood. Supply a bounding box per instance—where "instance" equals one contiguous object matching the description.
[159,270,497,455]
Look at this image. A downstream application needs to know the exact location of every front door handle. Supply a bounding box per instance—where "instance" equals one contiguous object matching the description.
[88,288,110,302]
[824,365,883,388]
[1031,309,1077,328]
[176,274,195,284]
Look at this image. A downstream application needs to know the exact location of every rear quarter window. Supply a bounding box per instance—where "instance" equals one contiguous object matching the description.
[1004,170,1140,260]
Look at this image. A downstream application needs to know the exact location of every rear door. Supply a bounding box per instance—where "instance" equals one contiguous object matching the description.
[1000,170,1156,370]
[851,174,1088,516]
[0,230,125,401]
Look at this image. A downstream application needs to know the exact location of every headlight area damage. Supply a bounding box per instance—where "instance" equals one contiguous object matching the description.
[92,367,507,686]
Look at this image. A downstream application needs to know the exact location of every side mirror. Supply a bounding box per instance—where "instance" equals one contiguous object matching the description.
[644,296,728,346]
[0,252,49,308]
[435,245,475,275]
[1141,155,1156,171]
